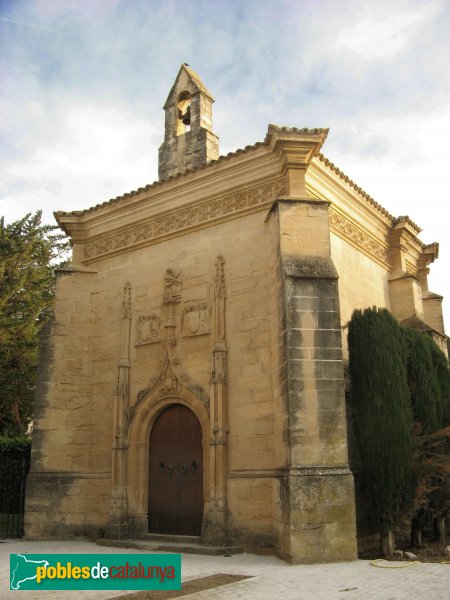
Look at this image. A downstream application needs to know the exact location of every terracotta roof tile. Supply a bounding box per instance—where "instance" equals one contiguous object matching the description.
[393,215,421,234]
[316,153,395,221]
[55,140,267,218]
[55,127,425,253]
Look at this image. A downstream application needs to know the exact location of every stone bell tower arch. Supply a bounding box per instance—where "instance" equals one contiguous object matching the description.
[158,63,219,180]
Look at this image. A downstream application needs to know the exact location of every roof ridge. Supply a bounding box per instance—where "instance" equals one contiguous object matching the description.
[55,131,424,248]
[316,152,394,221]
[55,140,268,218]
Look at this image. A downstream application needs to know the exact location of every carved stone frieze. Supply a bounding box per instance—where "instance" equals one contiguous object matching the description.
[136,314,160,345]
[329,208,390,267]
[182,302,210,337]
[84,177,287,260]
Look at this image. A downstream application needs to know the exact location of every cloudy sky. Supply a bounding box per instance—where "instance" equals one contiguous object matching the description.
[1,0,449,328]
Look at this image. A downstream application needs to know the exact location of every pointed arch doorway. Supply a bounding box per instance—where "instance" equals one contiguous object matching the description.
[148,403,203,536]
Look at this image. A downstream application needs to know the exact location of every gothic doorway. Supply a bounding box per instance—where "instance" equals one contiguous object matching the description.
[148,403,203,535]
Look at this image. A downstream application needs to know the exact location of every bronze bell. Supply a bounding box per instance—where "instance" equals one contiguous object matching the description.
[181,104,191,126]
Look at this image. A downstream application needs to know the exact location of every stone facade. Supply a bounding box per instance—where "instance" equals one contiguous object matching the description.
[25,66,447,563]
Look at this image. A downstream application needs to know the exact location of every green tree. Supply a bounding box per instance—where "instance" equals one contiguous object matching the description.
[0,212,69,436]
[348,307,414,554]
[404,328,441,433]
[404,331,450,545]
[424,336,450,428]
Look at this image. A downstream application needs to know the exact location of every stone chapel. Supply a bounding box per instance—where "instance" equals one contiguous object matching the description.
[25,64,448,564]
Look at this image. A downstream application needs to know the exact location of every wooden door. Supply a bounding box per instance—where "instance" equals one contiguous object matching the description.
[148,404,203,535]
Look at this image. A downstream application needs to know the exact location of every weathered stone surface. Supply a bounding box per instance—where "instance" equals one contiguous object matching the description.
[282,256,338,279]
[26,67,446,565]
[158,64,219,180]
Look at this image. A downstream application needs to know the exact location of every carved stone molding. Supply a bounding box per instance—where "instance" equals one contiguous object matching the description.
[211,350,227,384]
[121,281,132,319]
[84,177,287,261]
[126,267,210,434]
[405,260,418,277]
[130,355,209,434]
[207,254,228,538]
[162,269,182,305]
[115,382,129,397]
[182,302,210,337]
[329,208,390,267]
[136,314,160,345]
[110,280,132,532]
[215,255,226,298]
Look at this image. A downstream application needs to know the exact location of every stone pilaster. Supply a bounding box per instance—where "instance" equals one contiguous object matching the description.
[269,197,357,563]
[109,282,132,538]
[388,219,424,322]
[25,266,99,538]
[204,255,229,543]
[418,243,446,336]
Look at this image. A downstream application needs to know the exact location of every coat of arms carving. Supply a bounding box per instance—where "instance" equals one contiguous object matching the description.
[182,302,210,337]
[136,314,160,345]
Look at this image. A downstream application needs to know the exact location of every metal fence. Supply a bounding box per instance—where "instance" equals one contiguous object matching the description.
[0,453,30,538]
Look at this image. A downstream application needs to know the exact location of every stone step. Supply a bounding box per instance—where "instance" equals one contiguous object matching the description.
[144,533,201,544]
[97,538,242,556]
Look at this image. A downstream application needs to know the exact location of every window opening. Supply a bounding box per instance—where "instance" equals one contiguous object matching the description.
[177,91,191,134]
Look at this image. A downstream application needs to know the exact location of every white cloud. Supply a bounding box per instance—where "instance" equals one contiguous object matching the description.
[1,0,449,327]
[336,3,441,60]
[1,99,158,222]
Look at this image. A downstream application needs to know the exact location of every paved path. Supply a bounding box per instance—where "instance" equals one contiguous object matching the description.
[1,540,448,600]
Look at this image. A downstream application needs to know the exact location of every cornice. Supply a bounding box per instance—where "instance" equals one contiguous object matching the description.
[57,144,281,244]
[265,125,330,140]
[53,124,432,275]
[329,207,391,269]
[265,125,330,157]
[392,217,425,252]
[315,153,394,221]
[55,127,328,228]
[390,220,426,269]
[55,141,268,228]
[82,177,287,262]
[312,155,427,258]
[307,160,393,268]
[266,126,329,195]
[393,215,421,235]
[405,259,418,277]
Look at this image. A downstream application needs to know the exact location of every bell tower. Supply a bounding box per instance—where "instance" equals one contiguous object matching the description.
[158,64,219,180]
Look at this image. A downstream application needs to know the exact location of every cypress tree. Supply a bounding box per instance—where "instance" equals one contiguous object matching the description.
[348,307,414,545]
[424,337,450,427]
[405,333,450,545]
[404,328,441,433]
